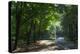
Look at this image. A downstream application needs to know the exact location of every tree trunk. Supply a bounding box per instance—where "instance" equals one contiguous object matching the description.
[33,21,36,43]
[13,2,22,51]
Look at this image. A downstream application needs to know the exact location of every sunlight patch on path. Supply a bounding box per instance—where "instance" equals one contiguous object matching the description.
[36,40,55,45]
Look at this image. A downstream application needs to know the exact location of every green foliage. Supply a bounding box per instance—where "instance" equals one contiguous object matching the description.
[10,1,78,49]
[61,5,78,46]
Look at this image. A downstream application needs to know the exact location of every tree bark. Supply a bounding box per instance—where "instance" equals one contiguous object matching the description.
[13,2,22,51]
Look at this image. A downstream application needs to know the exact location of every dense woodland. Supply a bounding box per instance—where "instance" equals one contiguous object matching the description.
[9,1,78,53]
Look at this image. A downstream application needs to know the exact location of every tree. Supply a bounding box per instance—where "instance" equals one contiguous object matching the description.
[61,5,78,48]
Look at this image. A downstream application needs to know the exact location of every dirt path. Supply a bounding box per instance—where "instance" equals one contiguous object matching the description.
[12,40,59,52]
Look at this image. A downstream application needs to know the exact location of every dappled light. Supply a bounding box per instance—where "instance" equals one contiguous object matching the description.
[9,1,78,53]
